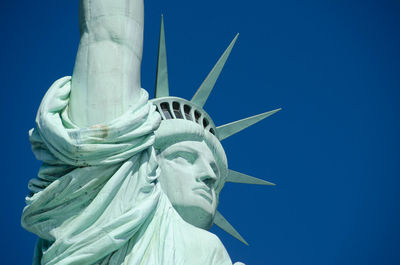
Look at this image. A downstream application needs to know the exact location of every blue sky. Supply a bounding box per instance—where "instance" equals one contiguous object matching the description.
[1,0,400,264]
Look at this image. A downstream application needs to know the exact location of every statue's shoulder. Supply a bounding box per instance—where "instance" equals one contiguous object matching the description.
[157,194,233,264]
[178,219,232,265]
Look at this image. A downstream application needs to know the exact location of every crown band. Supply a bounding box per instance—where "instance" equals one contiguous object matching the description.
[151,97,217,136]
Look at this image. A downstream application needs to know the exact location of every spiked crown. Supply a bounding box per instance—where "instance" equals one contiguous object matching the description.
[152,16,281,246]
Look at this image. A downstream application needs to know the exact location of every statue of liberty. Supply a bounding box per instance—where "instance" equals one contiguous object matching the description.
[21,0,280,264]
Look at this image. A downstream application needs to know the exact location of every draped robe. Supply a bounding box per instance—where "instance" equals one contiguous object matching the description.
[22,77,233,265]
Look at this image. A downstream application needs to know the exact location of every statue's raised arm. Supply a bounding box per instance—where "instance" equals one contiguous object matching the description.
[69,0,144,127]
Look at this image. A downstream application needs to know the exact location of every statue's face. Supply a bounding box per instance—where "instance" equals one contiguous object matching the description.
[157,140,220,230]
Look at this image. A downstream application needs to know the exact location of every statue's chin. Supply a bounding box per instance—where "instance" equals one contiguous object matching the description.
[174,205,215,230]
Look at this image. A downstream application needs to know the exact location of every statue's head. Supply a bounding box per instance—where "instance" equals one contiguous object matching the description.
[150,17,280,244]
[157,140,219,229]
[154,113,228,230]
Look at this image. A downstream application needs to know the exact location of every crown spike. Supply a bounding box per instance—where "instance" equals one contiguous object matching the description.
[191,34,239,107]
[217,108,281,140]
[227,170,275,185]
[214,211,248,246]
[155,15,169,98]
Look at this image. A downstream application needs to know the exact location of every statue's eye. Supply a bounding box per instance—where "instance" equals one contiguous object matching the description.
[210,162,219,178]
[165,151,197,164]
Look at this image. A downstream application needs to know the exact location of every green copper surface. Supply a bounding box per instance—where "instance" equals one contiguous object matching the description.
[155,15,170,98]
[217,108,281,140]
[191,34,239,107]
[23,1,280,264]
[214,211,248,246]
[227,169,275,186]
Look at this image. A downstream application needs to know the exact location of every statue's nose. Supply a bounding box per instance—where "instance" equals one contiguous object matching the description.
[198,160,217,188]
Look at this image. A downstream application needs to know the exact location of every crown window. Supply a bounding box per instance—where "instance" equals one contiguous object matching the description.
[183,105,192,120]
[160,102,172,119]
[194,110,201,123]
[203,118,209,128]
[172,102,183,119]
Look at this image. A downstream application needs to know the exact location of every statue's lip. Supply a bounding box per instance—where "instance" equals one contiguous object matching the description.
[192,186,213,204]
